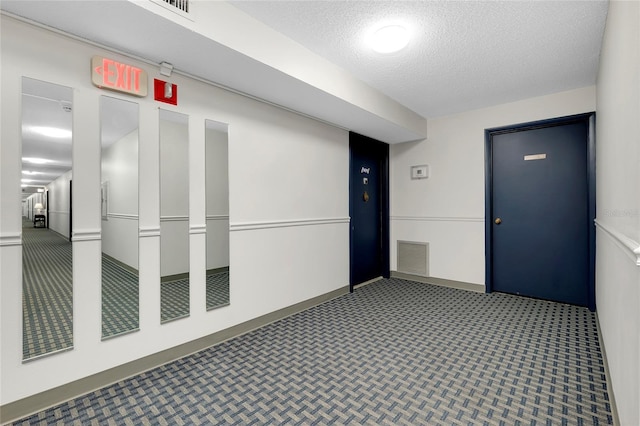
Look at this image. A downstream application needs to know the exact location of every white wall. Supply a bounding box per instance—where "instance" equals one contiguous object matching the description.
[390,86,596,285]
[102,130,138,269]
[594,1,640,424]
[0,15,349,407]
[46,170,72,238]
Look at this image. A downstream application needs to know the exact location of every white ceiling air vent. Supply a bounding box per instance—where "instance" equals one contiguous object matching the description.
[397,241,429,277]
[162,0,189,13]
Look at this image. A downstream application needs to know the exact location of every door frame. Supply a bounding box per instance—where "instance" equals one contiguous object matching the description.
[69,179,73,242]
[46,189,49,229]
[484,112,596,311]
[349,132,390,292]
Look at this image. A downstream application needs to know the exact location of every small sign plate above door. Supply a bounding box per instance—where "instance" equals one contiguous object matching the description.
[524,154,547,161]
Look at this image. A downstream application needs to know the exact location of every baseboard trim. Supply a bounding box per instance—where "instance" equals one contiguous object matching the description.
[207,266,229,275]
[0,285,349,424]
[594,313,620,426]
[353,276,383,289]
[161,272,189,283]
[391,271,485,293]
[103,253,138,276]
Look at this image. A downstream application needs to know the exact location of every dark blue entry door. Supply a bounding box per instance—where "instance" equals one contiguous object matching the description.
[349,133,389,288]
[488,116,594,307]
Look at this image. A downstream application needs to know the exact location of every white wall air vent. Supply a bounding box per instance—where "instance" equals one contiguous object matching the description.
[397,241,429,277]
[162,0,189,13]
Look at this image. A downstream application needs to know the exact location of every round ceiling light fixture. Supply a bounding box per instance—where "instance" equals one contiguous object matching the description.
[369,25,409,53]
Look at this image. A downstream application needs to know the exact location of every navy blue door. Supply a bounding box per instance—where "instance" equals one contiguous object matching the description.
[488,117,594,307]
[349,133,389,288]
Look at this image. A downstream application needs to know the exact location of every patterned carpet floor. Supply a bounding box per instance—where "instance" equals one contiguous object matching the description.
[22,219,73,360]
[161,277,191,323]
[161,271,230,322]
[14,278,612,425]
[102,256,139,339]
[207,271,230,310]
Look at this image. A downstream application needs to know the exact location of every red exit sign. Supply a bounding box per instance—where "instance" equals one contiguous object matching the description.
[91,56,148,97]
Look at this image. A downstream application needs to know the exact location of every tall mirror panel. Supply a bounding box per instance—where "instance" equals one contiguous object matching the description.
[160,110,190,322]
[205,120,230,310]
[100,96,139,339]
[21,77,74,360]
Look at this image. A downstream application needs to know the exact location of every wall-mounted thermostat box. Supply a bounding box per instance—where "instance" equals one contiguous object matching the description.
[411,165,429,179]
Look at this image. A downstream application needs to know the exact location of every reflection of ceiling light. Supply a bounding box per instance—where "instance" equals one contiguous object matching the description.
[29,126,72,139]
[369,25,410,53]
[22,170,42,175]
[21,178,33,183]
[37,188,45,193]
[23,157,51,164]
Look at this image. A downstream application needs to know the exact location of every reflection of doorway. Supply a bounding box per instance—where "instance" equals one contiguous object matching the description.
[46,190,49,229]
[69,180,73,241]
[349,132,390,292]
[485,113,596,310]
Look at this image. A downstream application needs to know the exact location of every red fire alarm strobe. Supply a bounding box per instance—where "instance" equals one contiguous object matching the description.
[154,79,177,105]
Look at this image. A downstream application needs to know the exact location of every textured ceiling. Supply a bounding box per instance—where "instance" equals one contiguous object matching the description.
[2,0,609,145]
[230,0,609,117]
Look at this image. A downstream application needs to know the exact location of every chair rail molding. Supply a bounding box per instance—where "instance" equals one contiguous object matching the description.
[189,224,207,235]
[206,215,229,221]
[0,232,22,246]
[230,217,350,232]
[160,215,189,222]
[107,213,138,220]
[72,229,101,242]
[139,226,161,238]
[391,215,484,222]
[594,219,640,266]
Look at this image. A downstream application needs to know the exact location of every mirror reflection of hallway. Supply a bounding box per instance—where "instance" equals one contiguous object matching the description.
[21,77,74,360]
[205,120,230,310]
[100,96,140,339]
[160,110,190,322]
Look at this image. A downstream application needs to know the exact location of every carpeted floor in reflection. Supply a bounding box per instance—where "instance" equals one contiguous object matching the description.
[22,218,73,359]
